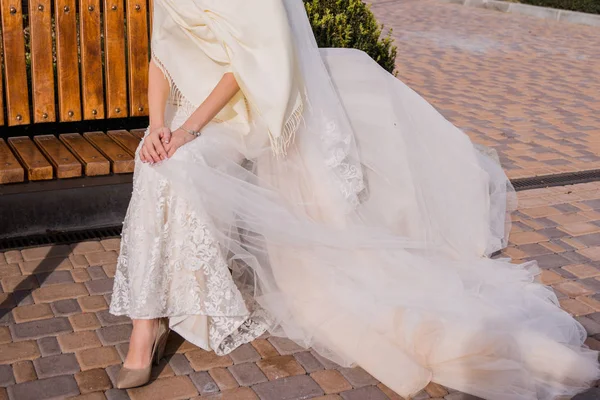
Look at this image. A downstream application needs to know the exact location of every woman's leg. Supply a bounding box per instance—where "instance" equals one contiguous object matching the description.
[123,319,159,368]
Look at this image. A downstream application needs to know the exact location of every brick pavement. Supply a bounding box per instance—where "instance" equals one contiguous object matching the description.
[1,182,600,399]
[369,0,600,180]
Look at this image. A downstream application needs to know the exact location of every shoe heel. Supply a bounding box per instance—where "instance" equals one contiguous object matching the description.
[153,319,170,365]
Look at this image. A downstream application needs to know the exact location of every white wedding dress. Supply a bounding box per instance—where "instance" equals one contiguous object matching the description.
[109,1,600,399]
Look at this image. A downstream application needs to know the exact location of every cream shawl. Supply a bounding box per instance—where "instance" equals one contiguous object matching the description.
[151,0,304,157]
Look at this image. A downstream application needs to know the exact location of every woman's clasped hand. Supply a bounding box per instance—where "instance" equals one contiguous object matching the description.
[139,126,196,163]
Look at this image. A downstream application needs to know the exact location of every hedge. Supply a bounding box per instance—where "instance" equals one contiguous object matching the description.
[304,0,398,74]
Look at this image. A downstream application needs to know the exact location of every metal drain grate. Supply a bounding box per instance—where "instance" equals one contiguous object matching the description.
[511,169,600,191]
[0,226,122,252]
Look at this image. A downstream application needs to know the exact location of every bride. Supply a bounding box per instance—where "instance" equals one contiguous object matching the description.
[108,0,600,398]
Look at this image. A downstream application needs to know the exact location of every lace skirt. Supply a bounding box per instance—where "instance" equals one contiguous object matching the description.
[108,105,269,355]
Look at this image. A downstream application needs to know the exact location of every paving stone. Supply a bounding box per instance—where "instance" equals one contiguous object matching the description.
[12,360,37,383]
[188,371,220,395]
[70,254,90,269]
[97,324,133,345]
[0,364,15,387]
[85,252,118,267]
[267,336,306,355]
[208,367,239,391]
[88,266,108,280]
[37,336,61,356]
[1,275,38,292]
[10,316,72,341]
[71,269,92,282]
[85,278,115,295]
[563,264,600,279]
[339,366,378,388]
[36,270,75,287]
[164,334,198,355]
[0,309,14,325]
[68,392,107,400]
[32,282,88,303]
[96,310,130,326]
[201,387,259,400]
[560,298,595,316]
[311,350,342,369]
[126,375,198,400]
[0,263,22,278]
[425,383,449,397]
[0,386,7,399]
[19,258,73,275]
[105,388,131,400]
[186,349,233,371]
[71,241,105,255]
[101,239,121,252]
[411,389,430,400]
[169,353,194,376]
[294,351,324,373]
[0,294,15,310]
[76,346,121,370]
[51,298,82,316]
[553,281,593,297]
[228,362,268,386]
[0,327,11,344]
[21,245,71,261]
[311,369,352,394]
[251,339,279,358]
[444,393,483,400]
[116,342,129,361]
[340,386,388,400]
[12,303,54,323]
[4,250,22,264]
[7,374,80,400]
[69,313,102,331]
[149,358,174,380]
[377,383,404,400]
[33,353,80,379]
[312,396,343,400]
[103,263,117,278]
[252,375,323,400]
[528,253,572,269]
[256,355,305,380]
[78,296,108,312]
[58,331,102,352]
[75,368,112,393]
[229,343,261,364]
[14,292,34,307]
[104,364,121,387]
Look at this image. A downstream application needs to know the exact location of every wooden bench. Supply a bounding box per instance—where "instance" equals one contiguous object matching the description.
[0,0,154,238]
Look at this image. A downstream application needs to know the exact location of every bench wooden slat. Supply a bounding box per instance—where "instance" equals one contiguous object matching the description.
[107,130,141,156]
[55,0,82,122]
[59,133,111,176]
[34,135,82,179]
[83,131,134,173]
[0,139,25,183]
[29,0,56,123]
[129,128,147,139]
[0,0,30,126]
[126,0,150,117]
[80,0,105,120]
[104,0,128,119]
[7,137,53,181]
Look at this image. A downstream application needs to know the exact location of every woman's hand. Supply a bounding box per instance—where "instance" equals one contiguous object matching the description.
[140,126,171,163]
[164,128,196,158]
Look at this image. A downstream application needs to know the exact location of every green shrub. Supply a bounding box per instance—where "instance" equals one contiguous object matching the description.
[304,0,398,74]
[517,0,600,14]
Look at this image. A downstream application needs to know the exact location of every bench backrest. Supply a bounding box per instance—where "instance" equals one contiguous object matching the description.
[0,0,153,127]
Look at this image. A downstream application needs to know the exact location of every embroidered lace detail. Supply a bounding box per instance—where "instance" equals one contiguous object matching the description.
[318,117,366,208]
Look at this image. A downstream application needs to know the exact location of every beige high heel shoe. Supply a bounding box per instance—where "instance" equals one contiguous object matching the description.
[116,317,170,389]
